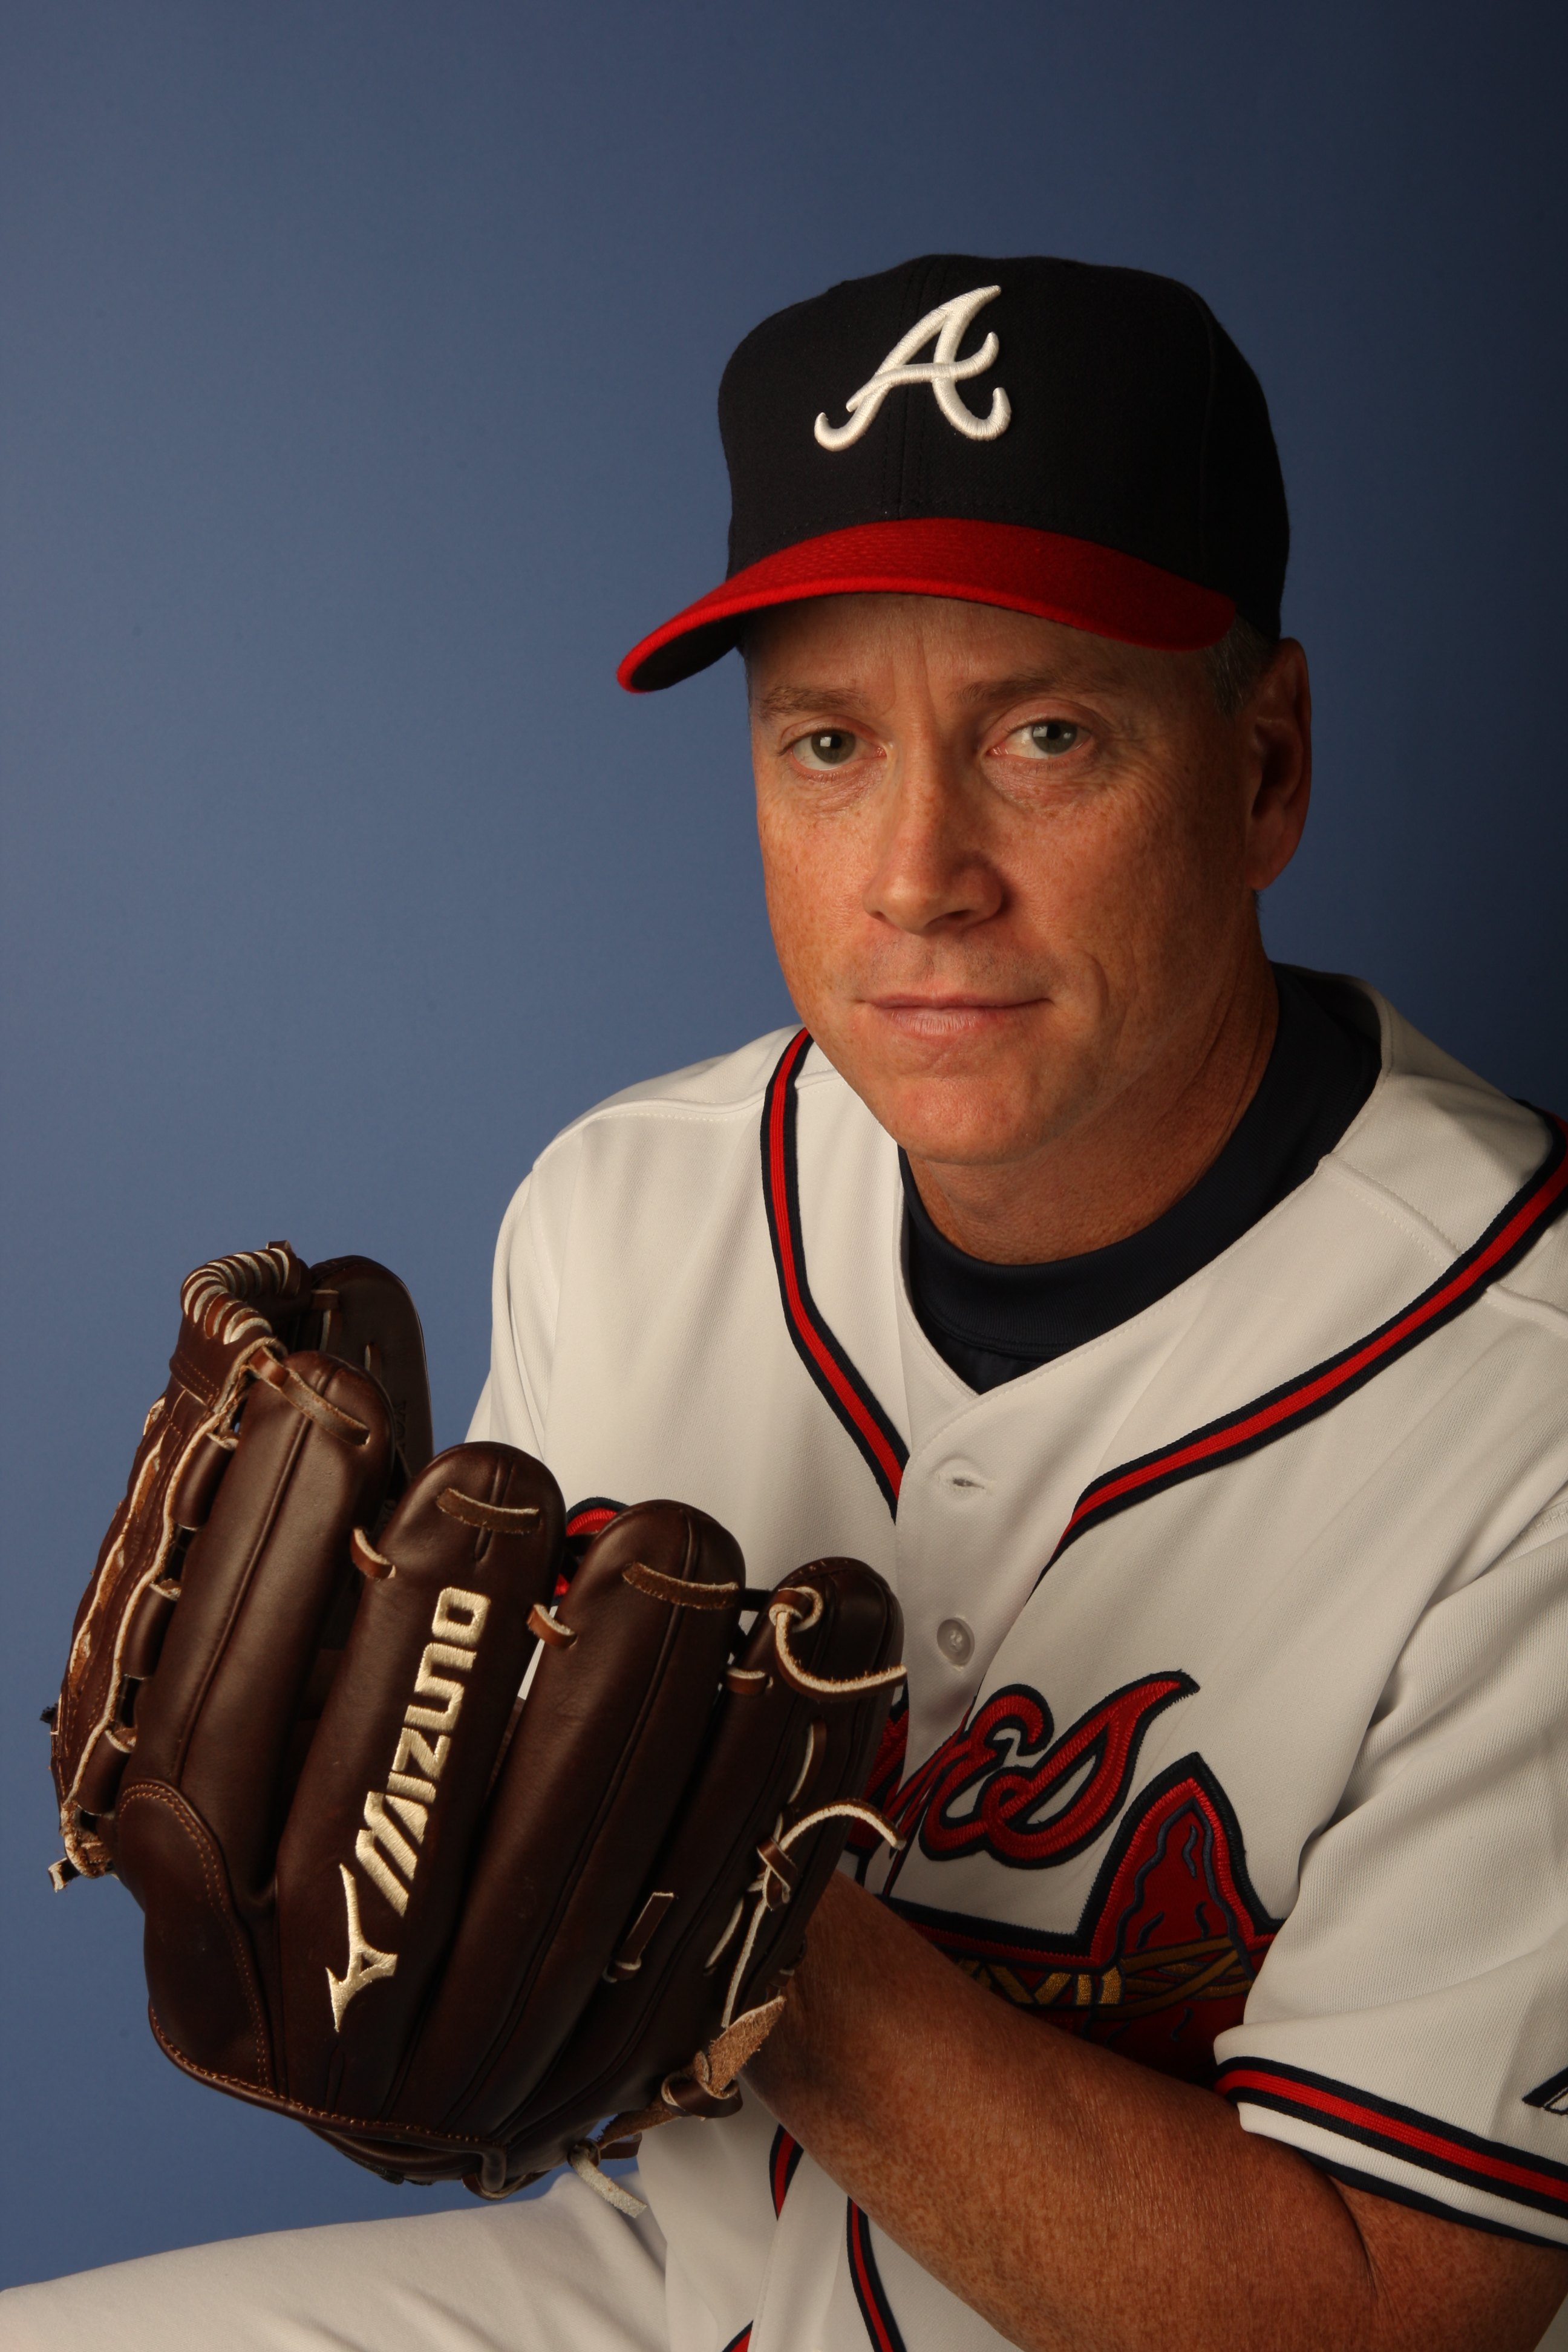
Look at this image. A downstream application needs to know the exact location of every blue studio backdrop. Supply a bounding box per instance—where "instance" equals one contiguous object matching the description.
[3,0,1564,2292]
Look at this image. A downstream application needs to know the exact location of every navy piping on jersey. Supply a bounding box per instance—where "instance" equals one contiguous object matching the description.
[1215,2057,1568,2230]
[902,965,1381,1390]
[762,1028,908,1513]
[708,2132,802,2352]
[1292,2164,1566,2253]
[1036,1109,1568,1582]
[769,2124,805,2215]
[760,1031,1568,1566]
[846,2201,908,2352]
[753,1053,1568,2325]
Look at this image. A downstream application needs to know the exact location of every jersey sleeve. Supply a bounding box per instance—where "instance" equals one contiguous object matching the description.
[1214,1492,1568,2246]
[463,1166,561,1456]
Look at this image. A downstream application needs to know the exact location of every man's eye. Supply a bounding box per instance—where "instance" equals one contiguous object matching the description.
[1007,719,1082,758]
[790,728,860,769]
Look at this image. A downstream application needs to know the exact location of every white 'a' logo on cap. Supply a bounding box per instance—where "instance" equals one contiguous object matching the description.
[814,284,1011,451]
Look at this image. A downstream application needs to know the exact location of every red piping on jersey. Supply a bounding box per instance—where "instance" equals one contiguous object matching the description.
[846,2200,907,2352]
[1217,2059,1568,2221]
[769,2125,803,2216]
[760,1032,1566,1560]
[719,2330,752,2352]
[1042,1110,1568,1573]
[762,1030,908,1513]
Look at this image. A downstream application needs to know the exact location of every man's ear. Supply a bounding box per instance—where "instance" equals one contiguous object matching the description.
[1241,639,1312,891]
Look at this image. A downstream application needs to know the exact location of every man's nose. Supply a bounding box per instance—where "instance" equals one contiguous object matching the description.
[861,742,1003,937]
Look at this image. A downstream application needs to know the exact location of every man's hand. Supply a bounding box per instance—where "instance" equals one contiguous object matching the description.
[747,1875,1568,2352]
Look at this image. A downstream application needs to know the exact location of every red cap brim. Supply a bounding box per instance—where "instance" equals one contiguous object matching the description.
[617,518,1235,691]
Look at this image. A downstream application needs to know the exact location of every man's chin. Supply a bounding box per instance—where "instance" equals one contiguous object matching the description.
[846,1066,1071,1172]
[803,1005,1091,1161]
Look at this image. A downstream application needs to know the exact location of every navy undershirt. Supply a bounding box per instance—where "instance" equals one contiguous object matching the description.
[901,966,1382,1393]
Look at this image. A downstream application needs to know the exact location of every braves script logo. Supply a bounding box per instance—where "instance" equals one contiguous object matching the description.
[855,1677,1280,2082]
[814,283,1011,451]
[911,1674,1196,1867]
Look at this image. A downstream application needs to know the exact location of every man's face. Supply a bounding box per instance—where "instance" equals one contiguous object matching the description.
[748,593,1307,1173]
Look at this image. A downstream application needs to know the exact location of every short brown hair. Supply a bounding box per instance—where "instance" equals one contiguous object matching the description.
[1204,613,1278,717]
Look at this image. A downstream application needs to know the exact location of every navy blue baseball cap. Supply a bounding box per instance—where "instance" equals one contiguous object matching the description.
[619,253,1287,692]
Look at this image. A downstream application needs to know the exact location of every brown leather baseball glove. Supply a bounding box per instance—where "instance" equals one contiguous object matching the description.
[49,1243,904,2200]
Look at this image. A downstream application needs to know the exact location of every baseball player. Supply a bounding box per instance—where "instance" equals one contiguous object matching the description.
[11,254,1568,2351]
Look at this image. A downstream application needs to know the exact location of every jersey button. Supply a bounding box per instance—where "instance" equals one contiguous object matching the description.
[936,1616,975,1667]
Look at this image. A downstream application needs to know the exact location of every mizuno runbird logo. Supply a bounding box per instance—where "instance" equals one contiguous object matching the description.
[814,284,1011,451]
[327,1583,491,2031]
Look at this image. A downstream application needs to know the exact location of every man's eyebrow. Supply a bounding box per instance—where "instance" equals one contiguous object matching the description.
[753,671,1088,722]
[952,670,1071,706]
[751,684,871,722]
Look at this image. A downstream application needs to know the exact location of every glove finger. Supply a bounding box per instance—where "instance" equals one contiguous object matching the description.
[301,1255,434,1481]
[53,1240,309,1880]
[275,1441,564,2117]
[116,1351,394,2085]
[710,1560,903,2017]
[513,1557,902,2167]
[395,1500,743,2139]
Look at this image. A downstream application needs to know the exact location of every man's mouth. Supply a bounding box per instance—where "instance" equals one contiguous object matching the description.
[861,994,1045,1036]
[868,994,1039,1010]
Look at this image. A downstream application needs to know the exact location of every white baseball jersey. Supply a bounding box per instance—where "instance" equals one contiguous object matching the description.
[469,981,1568,2352]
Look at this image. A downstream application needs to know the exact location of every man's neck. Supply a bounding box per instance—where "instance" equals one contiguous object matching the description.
[904,949,1280,1266]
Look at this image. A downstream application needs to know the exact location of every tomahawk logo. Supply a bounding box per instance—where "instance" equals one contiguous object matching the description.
[857,1677,1281,2084]
[327,1583,491,2030]
[814,284,1011,451]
